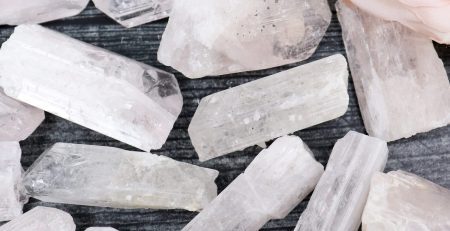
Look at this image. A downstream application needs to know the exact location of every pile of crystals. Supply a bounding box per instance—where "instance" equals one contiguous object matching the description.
[0,0,449,230]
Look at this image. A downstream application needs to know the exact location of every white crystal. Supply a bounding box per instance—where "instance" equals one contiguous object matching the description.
[93,0,172,28]
[23,143,219,211]
[0,0,89,25]
[0,89,44,141]
[0,142,26,222]
[189,54,349,161]
[336,0,450,142]
[0,206,75,231]
[158,0,331,78]
[295,131,388,231]
[0,25,183,151]
[182,136,324,231]
[85,228,118,231]
[362,171,450,230]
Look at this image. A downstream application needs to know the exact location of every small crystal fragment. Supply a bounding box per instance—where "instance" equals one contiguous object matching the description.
[0,0,89,25]
[93,0,172,28]
[0,206,75,231]
[0,25,183,151]
[294,131,388,231]
[183,136,324,231]
[158,0,331,78]
[189,54,349,161]
[336,1,450,141]
[85,228,118,231]
[23,143,219,211]
[362,171,450,230]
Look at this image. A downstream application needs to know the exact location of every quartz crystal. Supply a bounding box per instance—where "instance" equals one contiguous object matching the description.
[158,0,331,78]
[183,136,324,231]
[0,0,89,25]
[85,228,118,231]
[362,171,450,230]
[0,25,183,151]
[93,0,172,28]
[0,90,44,141]
[295,131,388,231]
[336,1,450,142]
[0,206,75,231]
[0,142,26,222]
[189,54,349,161]
[23,143,219,211]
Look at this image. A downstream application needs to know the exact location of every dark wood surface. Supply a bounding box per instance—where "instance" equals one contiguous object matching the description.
[0,1,449,230]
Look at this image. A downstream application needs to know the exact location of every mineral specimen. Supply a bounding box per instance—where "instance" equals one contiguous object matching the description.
[93,0,172,28]
[23,143,219,211]
[183,136,324,231]
[158,0,332,78]
[189,54,349,161]
[349,0,450,44]
[0,0,89,25]
[0,25,183,151]
[336,1,450,142]
[85,228,118,231]
[362,171,450,230]
[295,131,388,231]
[0,142,26,222]
[0,206,75,231]
[0,90,44,141]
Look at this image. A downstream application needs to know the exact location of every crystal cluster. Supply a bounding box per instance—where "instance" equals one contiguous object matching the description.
[189,54,349,161]
[158,0,331,78]
[0,25,183,151]
[183,136,324,231]
[295,131,388,231]
[23,143,219,211]
[362,171,450,230]
[337,0,450,142]
[93,0,173,28]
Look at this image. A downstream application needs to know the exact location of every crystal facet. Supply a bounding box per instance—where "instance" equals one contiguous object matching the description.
[93,0,172,28]
[0,0,89,25]
[23,143,219,211]
[295,131,388,231]
[0,206,75,231]
[85,228,118,231]
[0,90,44,141]
[189,55,349,161]
[158,0,331,78]
[336,1,450,142]
[0,25,183,151]
[362,171,450,230]
[183,136,324,231]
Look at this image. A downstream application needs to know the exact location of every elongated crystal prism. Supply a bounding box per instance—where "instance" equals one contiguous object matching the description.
[158,0,331,78]
[183,136,324,231]
[0,25,183,151]
[336,1,450,141]
[189,54,349,161]
[362,171,450,230]
[0,0,89,25]
[93,0,172,28]
[0,206,75,231]
[295,131,388,231]
[23,143,219,211]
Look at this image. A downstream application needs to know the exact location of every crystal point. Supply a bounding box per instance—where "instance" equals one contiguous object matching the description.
[189,55,349,161]
[23,143,218,211]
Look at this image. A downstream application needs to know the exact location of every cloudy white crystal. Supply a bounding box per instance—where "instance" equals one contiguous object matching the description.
[0,25,183,151]
[23,143,219,211]
[158,0,331,78]
[183,136,324,231]
[189,54,349,161]
[295,131,388,231]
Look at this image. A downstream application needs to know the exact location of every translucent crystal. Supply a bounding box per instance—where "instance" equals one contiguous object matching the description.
[93,0,172,28]
[158,0,331,78]
[183,136,324,231]
[189,55,349,161]
[0,25,183,151]
[295,131,388,231]
[23,143,219,211]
